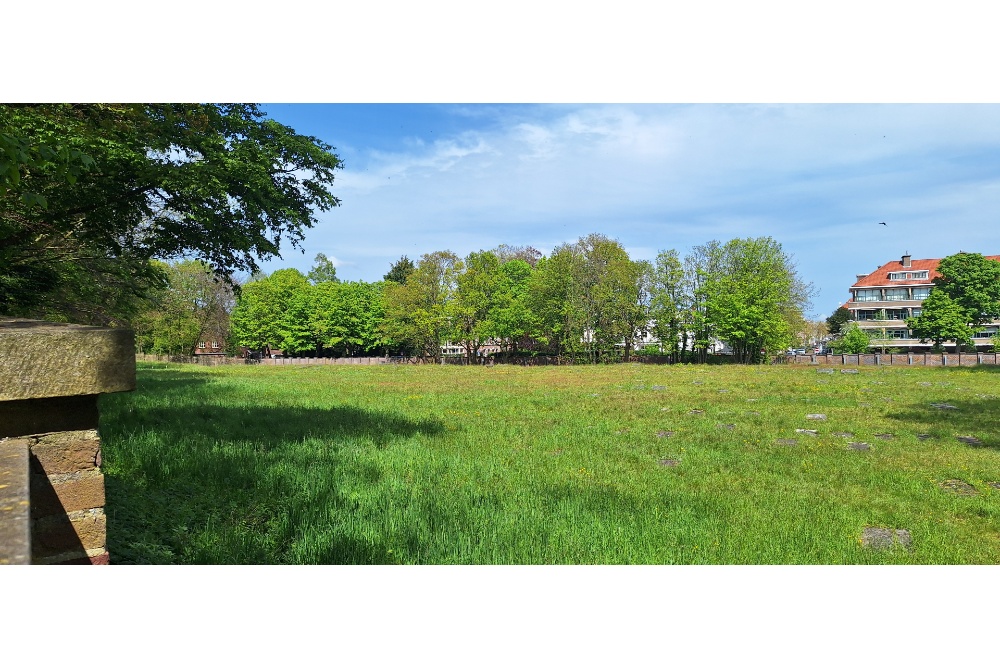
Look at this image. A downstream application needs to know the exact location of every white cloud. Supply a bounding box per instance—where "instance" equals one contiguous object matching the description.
[263,104,1000,318]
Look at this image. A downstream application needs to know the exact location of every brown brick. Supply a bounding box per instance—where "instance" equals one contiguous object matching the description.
[29,430,101,474]
[32,509,106,558]
[30,469,105,518]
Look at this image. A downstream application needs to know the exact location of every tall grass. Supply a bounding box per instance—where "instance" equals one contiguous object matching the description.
[98,362,1000,563]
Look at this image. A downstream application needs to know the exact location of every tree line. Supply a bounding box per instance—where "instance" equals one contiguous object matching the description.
[133,235,814,364]
[2,105,817,363]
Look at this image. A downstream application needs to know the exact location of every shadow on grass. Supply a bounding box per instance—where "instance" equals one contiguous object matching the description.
[953,364,1000,374]
[100,367,443,565]
[885,395,1000,451]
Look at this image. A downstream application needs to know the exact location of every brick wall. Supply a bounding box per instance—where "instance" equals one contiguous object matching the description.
[788,352,999,366]
[24,429,109,564]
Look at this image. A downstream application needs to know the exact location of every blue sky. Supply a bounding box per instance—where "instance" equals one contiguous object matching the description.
[257,104,1000,320]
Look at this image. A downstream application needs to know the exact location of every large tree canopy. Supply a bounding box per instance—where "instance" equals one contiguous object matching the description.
[907,252,1000,351]
[931,252,1000,326]
[702,237,811,363]
[0,103,341,324]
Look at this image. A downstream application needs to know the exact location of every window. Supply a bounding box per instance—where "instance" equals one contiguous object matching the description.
[855,289,881,302]
[884,288,908,301]
[211,341,220,349]
[889,270,929,280]
[911,308,922,318]
[873,329,910,339]
[912,287,931,300]
[856,310,877,321]
[198,342,206,349]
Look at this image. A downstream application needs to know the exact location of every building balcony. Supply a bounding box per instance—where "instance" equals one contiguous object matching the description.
[849,300,923,309]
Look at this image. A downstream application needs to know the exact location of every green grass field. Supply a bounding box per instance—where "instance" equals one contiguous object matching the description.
[97,361,1000,564]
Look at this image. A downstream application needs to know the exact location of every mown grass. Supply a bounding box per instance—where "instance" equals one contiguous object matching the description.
[98,361,1000,564]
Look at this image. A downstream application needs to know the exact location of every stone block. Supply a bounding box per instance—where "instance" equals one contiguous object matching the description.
[32,509,106,558]
[0,438,31,565]
[28,430,101,474]
[0,319,135,401]
[30,470,105,518]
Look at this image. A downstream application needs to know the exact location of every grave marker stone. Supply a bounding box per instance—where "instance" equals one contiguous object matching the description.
[861,527,912,551]
[940,479,977,496]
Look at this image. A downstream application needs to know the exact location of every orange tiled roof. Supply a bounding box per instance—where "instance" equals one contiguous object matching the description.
[851,255,1000,288]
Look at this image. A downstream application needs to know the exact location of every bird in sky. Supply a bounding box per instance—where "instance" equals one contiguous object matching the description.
[879,222,887,225]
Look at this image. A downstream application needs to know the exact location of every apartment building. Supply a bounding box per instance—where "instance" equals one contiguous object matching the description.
[846,253,1000,349]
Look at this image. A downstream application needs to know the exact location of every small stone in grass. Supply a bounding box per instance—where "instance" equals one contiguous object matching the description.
[806,414,827,420]
[875,433,893,440]
[957,435,984,446]
[795,429,818,436]
[656,430,674,438]
[987,481,1000,490]
[918,382,932,387]
[916,434,932,440]
[832,432,854,438]
[776,439,798,446]
[688,409,704,415]
[652,385,666,391]
[940,479,978,496]
[718,389,729,393]
[747,411,760,416]
[848,442,871,451]
[841,368,859,374]
[817,369,834,374]
[616,428,630,435]
[693,381,704,385]
[548,449,563,456]
[719,423,735,430]
[930,403,958,410]
[660,407,670,411]
[658,458,679,467]
[862,527,912,551]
